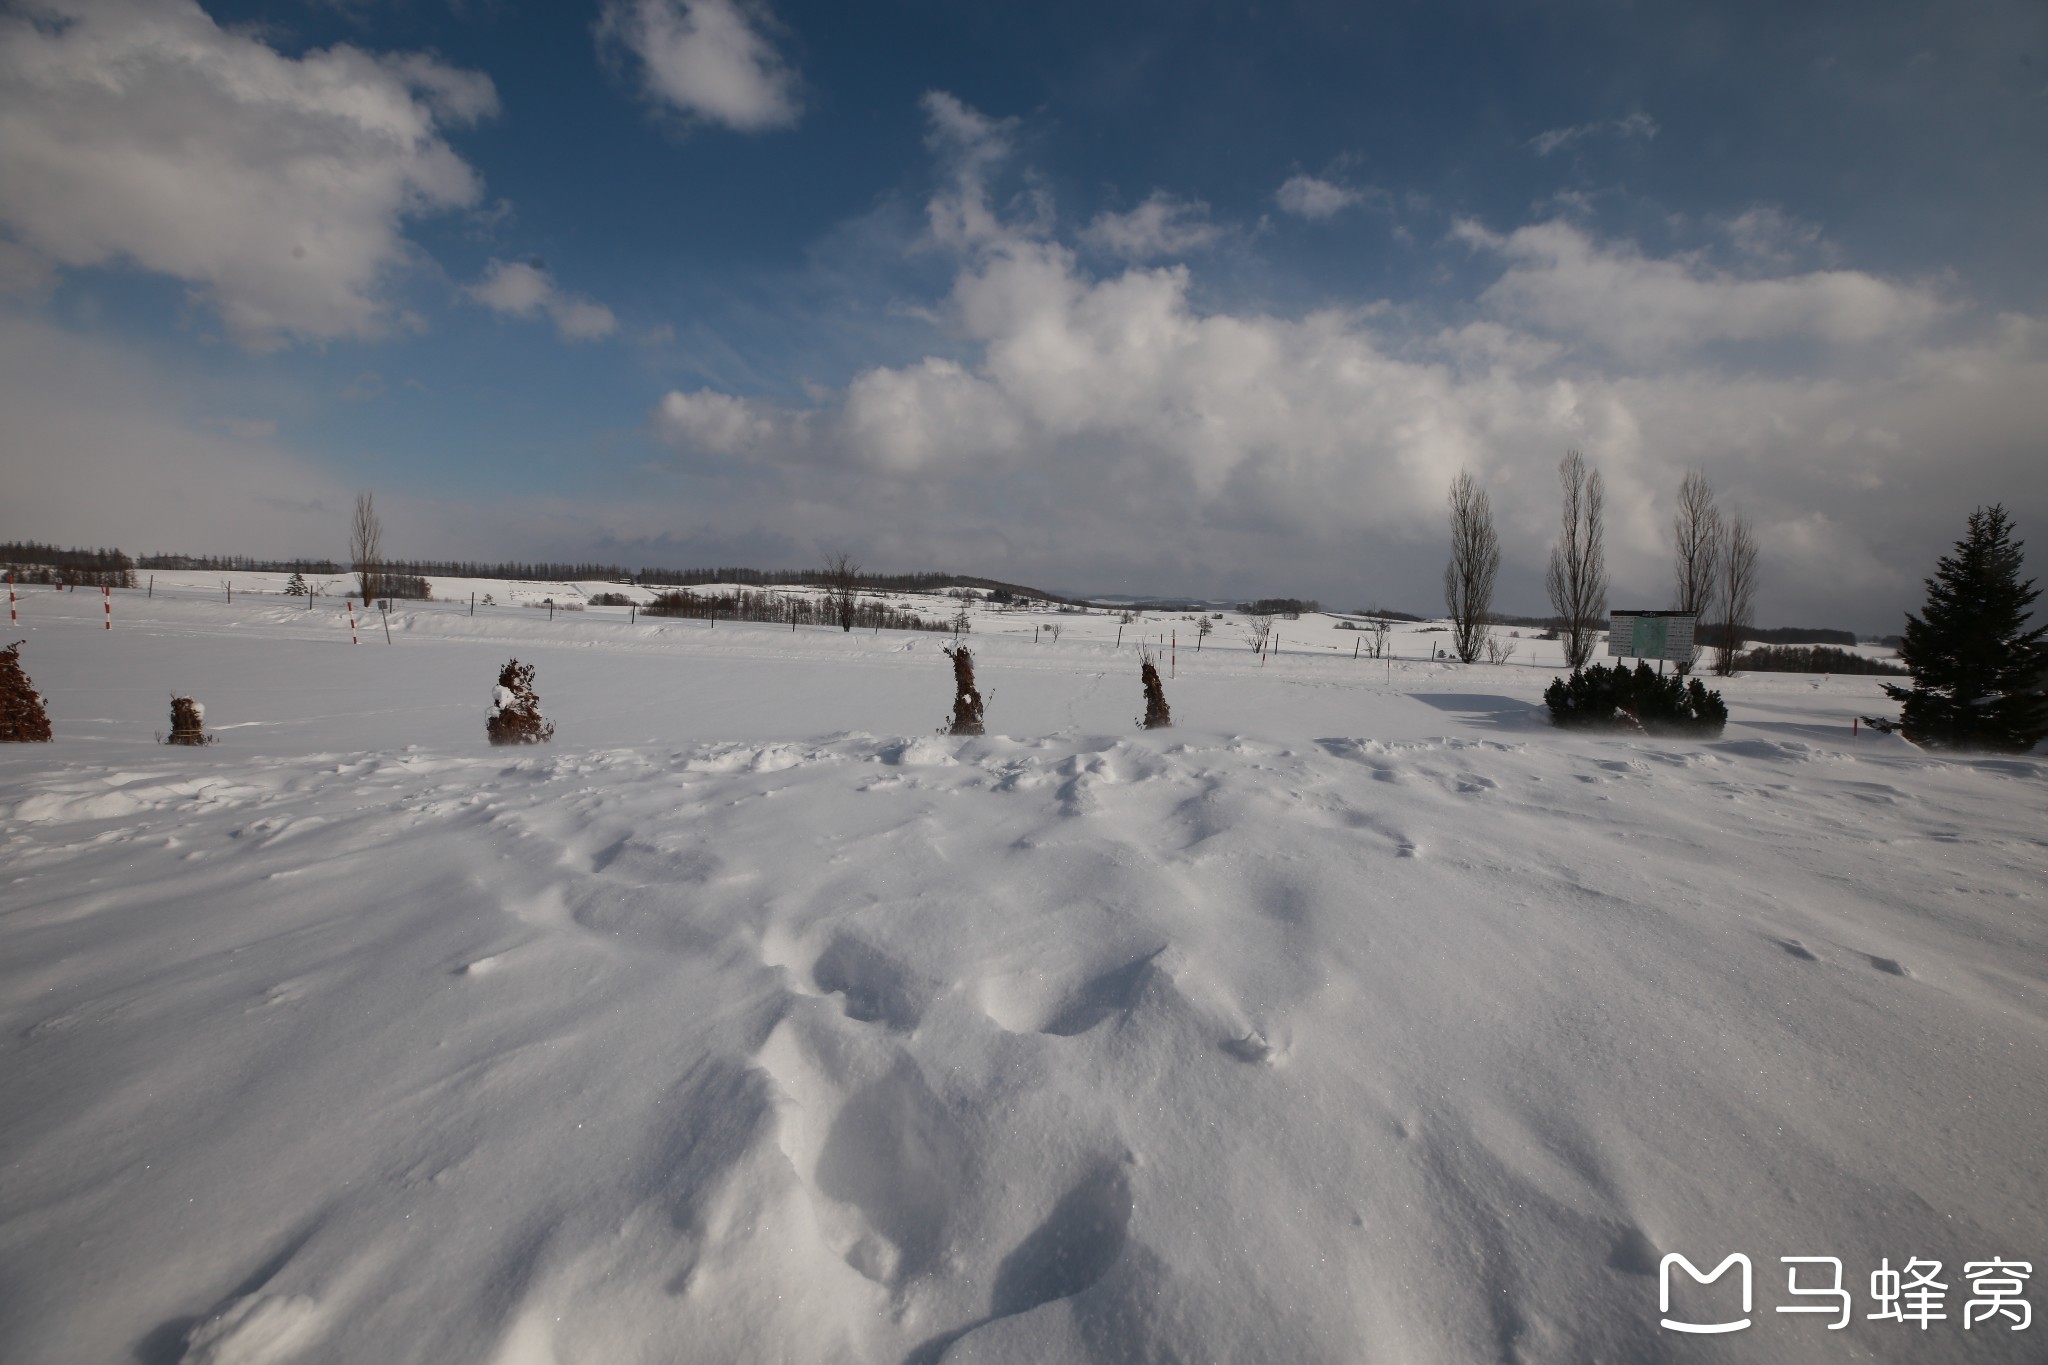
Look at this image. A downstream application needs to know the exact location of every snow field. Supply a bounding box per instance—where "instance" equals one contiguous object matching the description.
[0,587,2040,1364]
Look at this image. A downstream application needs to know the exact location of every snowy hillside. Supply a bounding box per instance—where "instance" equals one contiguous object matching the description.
[1,583,2040,1365]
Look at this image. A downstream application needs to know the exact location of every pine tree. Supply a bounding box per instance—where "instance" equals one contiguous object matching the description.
[1881,504,2048,751]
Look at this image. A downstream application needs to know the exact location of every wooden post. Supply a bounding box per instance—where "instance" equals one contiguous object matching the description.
[382,606,392,644]
[470,592,475,616]
[148,575,153,598]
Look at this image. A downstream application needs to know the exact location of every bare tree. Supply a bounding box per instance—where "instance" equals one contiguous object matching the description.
[1671,469,1722,672]
[1711,515,1760,676]
[350,491,383,604]
[1242,613,1274,652]
[822,552,861,632]
[1545,449,1608,668]
[1443,469,1501,663]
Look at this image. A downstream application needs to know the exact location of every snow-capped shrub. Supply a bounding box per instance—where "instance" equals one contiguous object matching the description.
[1139,650,1172,729]
[0,640,52,742]
[941,644,984,736]
[1544,662,1727,737]
[487,659,554,745]
[165,696,210,746]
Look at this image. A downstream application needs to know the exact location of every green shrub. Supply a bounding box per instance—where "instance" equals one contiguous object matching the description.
[1544,662,1727,737]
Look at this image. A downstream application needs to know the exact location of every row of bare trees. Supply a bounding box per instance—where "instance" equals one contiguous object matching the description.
[1443,453,1760,674]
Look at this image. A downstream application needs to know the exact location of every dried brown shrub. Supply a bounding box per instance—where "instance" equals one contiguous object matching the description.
[1139,650,1172,729]
[0,640,52,742]
[166,696,210,746]
[487,658,555,745]
[942,644,984,736]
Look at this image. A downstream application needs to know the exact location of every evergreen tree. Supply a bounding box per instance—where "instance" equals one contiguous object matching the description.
[1882,504,2048,751]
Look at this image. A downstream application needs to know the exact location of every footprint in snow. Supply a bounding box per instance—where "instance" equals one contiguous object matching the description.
[1868,955,1911,977]
[1775,938,1820,962]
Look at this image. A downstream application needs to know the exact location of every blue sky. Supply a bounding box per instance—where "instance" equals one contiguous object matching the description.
[2,0,2044,628]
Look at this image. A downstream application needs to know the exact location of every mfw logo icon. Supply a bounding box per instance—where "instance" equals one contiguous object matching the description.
[1661,1253,1753,1333]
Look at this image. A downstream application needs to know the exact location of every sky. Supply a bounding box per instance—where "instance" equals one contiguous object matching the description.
[1,0,2044,630]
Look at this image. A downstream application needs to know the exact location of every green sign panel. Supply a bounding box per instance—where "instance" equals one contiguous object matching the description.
[1632,615,1668,659]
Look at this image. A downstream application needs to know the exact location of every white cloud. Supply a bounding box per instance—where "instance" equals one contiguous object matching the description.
[1081,193,1222,260]
[1721,206,1828,266]
[469,260,618,342]
[1529,112,1658,156]
[1455,217,1944,354]
[1274,174,1362,220]
[0,0,496,349]
[599,0,800,132]
[642,94,2048,628]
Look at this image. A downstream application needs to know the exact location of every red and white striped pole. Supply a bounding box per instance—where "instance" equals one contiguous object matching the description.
[347,599,358,645]
[1171,630,1176,679]
[7,573,14,624]
[104,583,111,630]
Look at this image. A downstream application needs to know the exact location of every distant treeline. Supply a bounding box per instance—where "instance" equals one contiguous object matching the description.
[1482,612,1855,647]
[1736,645,1905,676]
[643,587,947,633]
[1239,598,1321,616]
[638,566,1079,603]
[120,550,1075,603]
[1743,625,1857,647]
[2,541,136,587]
[139,553,346,573]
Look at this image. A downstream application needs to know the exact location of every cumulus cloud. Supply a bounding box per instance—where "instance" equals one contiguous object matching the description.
[1454,217,1944,354]
[1081,193,1222,260]
[469,260,618,341]
[641,94,2045,627]
[1274,174,1363,220]
[0,0,496,348]
[1529,112,1658,156]
[599,0,800,132]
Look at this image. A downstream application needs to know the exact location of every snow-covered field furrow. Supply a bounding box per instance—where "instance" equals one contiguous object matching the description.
[0,592,2040,1364]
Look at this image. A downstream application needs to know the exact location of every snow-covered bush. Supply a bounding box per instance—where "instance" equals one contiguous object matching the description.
[0,640,51,742]
[1139,650,1172,729]
[165,696,211,746]
[942,645,985,736]
[487,659,555,745]
[1544,663,1726,736]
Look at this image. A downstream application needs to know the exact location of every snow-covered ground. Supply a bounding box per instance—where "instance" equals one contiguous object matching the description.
[1,582,2040,1364]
